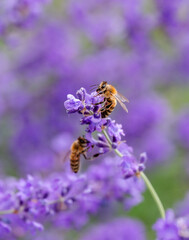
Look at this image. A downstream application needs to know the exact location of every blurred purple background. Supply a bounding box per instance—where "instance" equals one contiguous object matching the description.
[0,0,189,239]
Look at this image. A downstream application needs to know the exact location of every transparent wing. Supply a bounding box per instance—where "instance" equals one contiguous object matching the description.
[62,150,71,164]
[116,92,129,103]
[114,95,128,113]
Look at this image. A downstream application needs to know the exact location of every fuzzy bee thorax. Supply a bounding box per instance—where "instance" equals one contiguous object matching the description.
[106,84,117,96]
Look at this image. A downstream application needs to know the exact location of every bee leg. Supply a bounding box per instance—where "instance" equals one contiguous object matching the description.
[93,153,102,158]
[93,100,105,106]
[93,93,102,97]
[100,98,112,110]
[82,152,91,160]
[100,103,112,113]
[104,102,112,110]
[80,145,94,157]
[83,152,103,161]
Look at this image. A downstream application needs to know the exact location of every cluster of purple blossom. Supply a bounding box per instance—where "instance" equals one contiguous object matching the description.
[0,156,145,238]
[64,87,146,177]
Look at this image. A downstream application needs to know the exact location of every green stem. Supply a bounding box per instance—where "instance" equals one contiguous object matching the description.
[102,129,165,219]
[140,172,165,219]
[102,129,112,147]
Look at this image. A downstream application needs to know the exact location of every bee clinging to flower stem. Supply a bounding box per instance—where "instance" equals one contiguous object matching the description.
[94,81,129,118]
[70,136,100,173]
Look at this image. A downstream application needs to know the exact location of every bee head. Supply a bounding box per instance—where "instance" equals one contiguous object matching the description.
[78,136,90,145]
[96,81,107,94]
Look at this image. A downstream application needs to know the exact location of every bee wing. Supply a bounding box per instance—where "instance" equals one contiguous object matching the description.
[114,94,129,113]
[62,150,71,164]
[116,92,129,103]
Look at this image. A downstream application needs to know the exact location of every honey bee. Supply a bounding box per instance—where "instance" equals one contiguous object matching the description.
[70,137,100,173]
[96,81,129,118]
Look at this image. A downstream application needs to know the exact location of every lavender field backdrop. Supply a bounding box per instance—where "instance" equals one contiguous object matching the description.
[0,0,189,239]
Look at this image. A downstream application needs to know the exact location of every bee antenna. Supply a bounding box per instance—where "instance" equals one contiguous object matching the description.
[90,87,97,92]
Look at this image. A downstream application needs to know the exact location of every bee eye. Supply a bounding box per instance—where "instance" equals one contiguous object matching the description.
[102,84,106,88]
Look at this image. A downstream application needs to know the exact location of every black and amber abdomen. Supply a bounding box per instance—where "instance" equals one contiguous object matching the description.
[101,97,117,118]
[70,141,80,173]
[70,153,80,173]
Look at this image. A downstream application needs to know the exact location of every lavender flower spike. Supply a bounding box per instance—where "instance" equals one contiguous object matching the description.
[64,87,146,178]
[64,86,165,221]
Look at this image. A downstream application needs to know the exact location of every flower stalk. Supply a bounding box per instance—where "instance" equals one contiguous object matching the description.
[102,129,165,219]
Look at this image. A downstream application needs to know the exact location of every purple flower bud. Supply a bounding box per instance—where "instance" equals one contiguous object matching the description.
[97,134,106,142]
[112,143,118,149]
[107,120,125,142]
[96,141,109,148]
[76,87,86,101]
[93,105,99,113]
[61,187,70,197]
[119,146,146,178]
[138,164,145,172]
[86,105,92,111]
[64,94,84,113]
[124,170,134,179]
[139,152,147,164]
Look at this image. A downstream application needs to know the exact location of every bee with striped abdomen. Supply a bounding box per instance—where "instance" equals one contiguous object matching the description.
[96,81,129,118]
[70,137,100,173]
